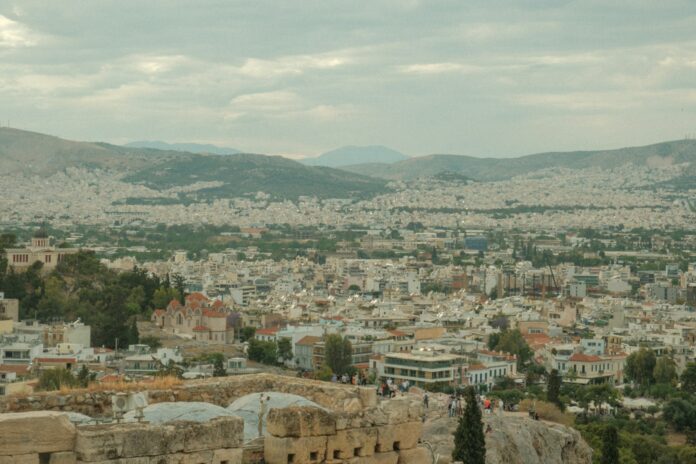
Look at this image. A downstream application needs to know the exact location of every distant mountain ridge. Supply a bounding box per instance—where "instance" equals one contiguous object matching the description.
[341,140,696,180]
[302,145,408,167]
[0,128,387,199]
[125,140,241,155]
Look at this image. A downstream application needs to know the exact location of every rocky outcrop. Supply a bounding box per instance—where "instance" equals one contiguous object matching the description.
[423,414,592,464]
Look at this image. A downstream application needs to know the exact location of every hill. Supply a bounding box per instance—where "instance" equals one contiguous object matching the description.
[123,153,388,200]
[302,145,408,167]
[342,140,696,181]
[0,127,387,199]
[125,140,241,155]
[0,127,186,176]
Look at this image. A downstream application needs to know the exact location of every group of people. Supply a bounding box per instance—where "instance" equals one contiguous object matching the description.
[378,378,410,398]
[445,392,511,417]
[330,373,368,385]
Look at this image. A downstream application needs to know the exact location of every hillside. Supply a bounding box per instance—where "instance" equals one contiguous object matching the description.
[123,153,388,199]
[0,127,185,176]
[125,140,241,155]
[0,128,387,200]
[302,145,408,167]
[342,140,696,181]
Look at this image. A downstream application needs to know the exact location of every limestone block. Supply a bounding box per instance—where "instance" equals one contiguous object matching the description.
[181,417,244,451]
[148,451,213,464]
[327,427,378,460]
[358,387,377,409]
[88,458,150,464]
[342,398,362,413]
[396,448,430,464]
[346,452,399,464]
[376,422,422,453]
[75,423,183,461]
[379,399,409,424]
[212,448,243,464]
[266,407,336,438]
[0,454,39,464]
[264,435,327,464]
[49,452,77,464]
[0,412,76,456]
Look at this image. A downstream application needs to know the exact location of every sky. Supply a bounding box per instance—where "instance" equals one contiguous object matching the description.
[1,1,696,159]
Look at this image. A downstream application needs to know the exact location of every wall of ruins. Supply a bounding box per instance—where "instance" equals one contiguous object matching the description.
[0,374,376,416]
[0,411,245,464]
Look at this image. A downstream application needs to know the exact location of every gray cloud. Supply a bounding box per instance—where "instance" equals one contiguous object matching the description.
[1,0,696,157]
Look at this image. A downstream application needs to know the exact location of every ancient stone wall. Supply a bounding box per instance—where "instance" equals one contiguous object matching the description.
[0,374,376,416]
[264,397,431,464]
[0,411,245,464]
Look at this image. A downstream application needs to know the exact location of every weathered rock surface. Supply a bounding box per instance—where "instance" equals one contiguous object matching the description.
[0,411,76,456]
[423,414,592,464]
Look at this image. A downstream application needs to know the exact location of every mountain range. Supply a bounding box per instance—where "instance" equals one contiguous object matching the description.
[341,140,696,181]
[125,140,241,155]
[0,128,387,199]
[301,145,408,167]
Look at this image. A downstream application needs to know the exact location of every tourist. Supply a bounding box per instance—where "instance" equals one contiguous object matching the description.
[423,392,429,409]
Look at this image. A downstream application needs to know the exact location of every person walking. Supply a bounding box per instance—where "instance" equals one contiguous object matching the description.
[423,392,429,409]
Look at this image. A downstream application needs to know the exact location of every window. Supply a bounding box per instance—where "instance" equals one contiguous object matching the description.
[309,452,318,462]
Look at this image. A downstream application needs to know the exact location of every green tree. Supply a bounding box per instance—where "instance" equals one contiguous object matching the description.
[600,425,620,464]
[248,339,278,365]
[239,326,256,343]
[37,368,77,391]
[76,364,95,388]
[653,356,677,385]
[625,348,656,387]
[277,337,293,363]
[324,334,353,375]
[681,362,696,393]
[452,386,486,464]
[547,369,562,408]
[172,274,186,304]
[139,335,162,350]
[492,329,533,369]
[209,353,227,377]
[152,287,181,309]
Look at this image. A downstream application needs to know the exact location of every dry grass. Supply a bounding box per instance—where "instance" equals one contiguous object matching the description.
[519,399,575,426]
[56,376,183,395]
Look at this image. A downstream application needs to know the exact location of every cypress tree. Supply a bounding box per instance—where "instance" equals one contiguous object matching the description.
[452,386,486,464]
[547,368,562,408]
[600,425,619,464]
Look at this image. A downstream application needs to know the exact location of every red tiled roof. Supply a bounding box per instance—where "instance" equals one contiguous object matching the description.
[35,358,77,363]
[296,335,321,346]
[467,363,487,371]
[211,300,225,309]
[186,292,209,302]
[203,310,227,318]
[388,330,407,337]
[193,325,209,332]
[0,364,31,375]
[153,309,165,316]
[168,299,182,308]
[569,353,602,362]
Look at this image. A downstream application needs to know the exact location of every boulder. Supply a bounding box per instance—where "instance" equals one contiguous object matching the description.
[327,427,378,459]
[397,447,430,464]
[0,412,76,456]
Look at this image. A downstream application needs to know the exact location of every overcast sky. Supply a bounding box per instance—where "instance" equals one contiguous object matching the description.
[1,1,696,159]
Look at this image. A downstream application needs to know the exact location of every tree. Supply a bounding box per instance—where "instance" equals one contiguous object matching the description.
[171,274,186,304]
[76,364,95,387]
[152,287,181,309]
[209,353,227,377]
[239,326,256,343]
[547,369,562,408]
[681,362,696,393]
[324,334,353,375]
[625,348,656,387]
[452,386,486,464]
[491,329,533,369]
[248,339,278,365]
[140,335,162,350]
[653,356,677,385]
[277,337,293,363]
[37,368,77,391]
[600,425,620,464]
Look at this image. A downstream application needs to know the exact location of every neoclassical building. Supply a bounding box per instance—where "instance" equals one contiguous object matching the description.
[151,293,233,344]
[5,231,78,272]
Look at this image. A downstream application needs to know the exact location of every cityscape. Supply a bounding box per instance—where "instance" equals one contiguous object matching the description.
[2,2,696,464]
